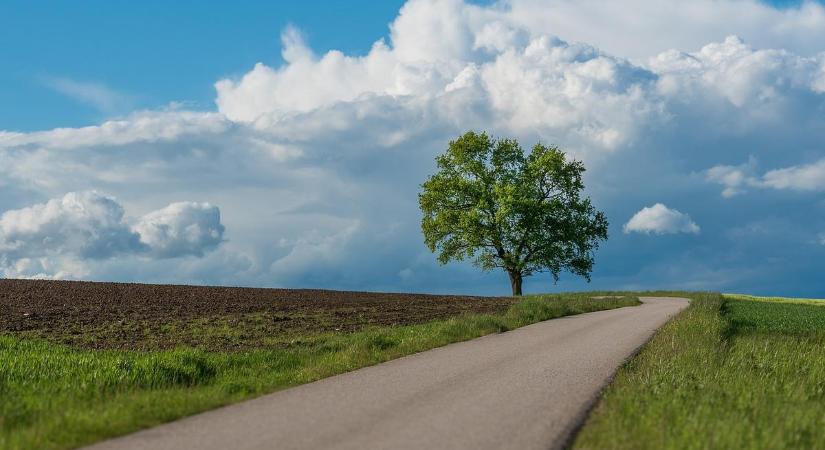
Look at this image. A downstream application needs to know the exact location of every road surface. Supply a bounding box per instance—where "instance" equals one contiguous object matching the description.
[85,297,688,450]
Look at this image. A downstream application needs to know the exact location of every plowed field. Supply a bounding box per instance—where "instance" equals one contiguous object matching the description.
[0,279,513,351]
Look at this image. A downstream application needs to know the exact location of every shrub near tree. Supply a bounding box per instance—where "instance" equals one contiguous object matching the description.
[419,131,609,296]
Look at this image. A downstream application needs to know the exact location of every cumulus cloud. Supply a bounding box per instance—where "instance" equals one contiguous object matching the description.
[649,35,825,134]
[1,0,825,294]
[0,191,142,260]
[134,202,225,258]
[212,3,825,164]
[215,2,660,156]
[506,0,825,60]
[0,192,226,278]
[623,204,700,235]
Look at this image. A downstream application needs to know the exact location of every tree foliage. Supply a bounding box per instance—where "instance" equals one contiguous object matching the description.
[419,131,609,295]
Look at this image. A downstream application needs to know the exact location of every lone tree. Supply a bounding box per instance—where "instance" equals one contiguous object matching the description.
[419,131,608,296]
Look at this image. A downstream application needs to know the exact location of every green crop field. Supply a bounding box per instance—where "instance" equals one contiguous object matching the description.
[574,293,825,449]
[724,299,825,335]
[724,293,825,307]
[0,292,638,450]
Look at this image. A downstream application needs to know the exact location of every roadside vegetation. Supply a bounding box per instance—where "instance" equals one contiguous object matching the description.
[573,293,825,449]
[0,293,638,450]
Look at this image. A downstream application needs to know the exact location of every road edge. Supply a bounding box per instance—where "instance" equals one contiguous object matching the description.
[559,297,691,450]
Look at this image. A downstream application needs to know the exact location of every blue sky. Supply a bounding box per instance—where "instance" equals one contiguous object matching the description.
[3,0,808,131]
[0,0,406,130]
[1,0,824,296]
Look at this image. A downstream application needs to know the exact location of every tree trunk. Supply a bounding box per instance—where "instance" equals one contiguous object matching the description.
[508,271,523,296]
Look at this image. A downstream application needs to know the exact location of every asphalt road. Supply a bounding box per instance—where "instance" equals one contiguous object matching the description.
[85,297,688,450]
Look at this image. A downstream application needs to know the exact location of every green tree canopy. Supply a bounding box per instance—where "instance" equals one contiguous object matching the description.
[419,131,608,296]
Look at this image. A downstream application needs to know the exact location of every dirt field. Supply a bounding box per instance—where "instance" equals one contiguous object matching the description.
[0,279,513,351]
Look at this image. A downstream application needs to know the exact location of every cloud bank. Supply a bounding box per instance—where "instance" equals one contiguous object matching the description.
[0,191,142,260]
[1,0,824,295]
[0,192,225,278]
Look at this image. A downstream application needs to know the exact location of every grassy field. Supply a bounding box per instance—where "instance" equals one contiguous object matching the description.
[0,292,638,450]
[573,293,825,449]
[724,293,825,307]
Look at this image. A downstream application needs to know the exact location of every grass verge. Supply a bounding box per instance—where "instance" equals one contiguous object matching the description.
[573,293,825,449]
[0,293,638,450]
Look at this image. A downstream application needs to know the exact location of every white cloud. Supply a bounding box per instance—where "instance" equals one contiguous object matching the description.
[761,159,825,191]
[707,158,825,195]
[42,77,133,112]
[0,110,230,151]
[0,256,93,281]
[624,204,700,235]
[134,202,225,258]
[215,13,660,158]
[705,156,759,198]
[213,2,824,161]
[649,36,825,134]
[506,0,825,60]
[1,0,824,293]
[0,192,226,278]
[0,191,142,260]
[214,29,400,122]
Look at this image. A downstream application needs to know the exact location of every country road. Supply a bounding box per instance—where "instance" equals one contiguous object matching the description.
[85,297,688,450]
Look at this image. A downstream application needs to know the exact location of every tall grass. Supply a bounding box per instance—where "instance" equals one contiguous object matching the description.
[0,294,638,450]
[573,293,825,449]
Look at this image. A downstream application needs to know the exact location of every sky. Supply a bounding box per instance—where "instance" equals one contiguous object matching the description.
[1,0,824,296]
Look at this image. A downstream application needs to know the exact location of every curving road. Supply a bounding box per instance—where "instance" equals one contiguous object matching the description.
[85,297,688,450]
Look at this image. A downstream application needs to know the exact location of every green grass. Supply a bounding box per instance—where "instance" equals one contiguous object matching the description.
[573,293,825,450]
[0,293,638,450]
[724,293,825,307]
[724,300,825,335]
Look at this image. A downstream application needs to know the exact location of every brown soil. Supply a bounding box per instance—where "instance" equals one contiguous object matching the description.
[0,279,514,351]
